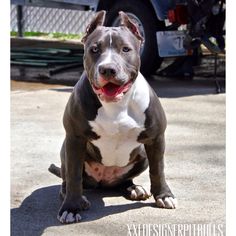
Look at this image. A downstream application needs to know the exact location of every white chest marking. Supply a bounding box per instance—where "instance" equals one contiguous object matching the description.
[89,73,150,167]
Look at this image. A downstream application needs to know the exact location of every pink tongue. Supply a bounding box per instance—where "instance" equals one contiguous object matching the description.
[101,83,122,97]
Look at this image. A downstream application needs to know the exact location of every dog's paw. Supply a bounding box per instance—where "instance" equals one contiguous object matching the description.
[155,196,177,209]
[57,195,91,224]
[126,185,151,201]
[58,211,82,224]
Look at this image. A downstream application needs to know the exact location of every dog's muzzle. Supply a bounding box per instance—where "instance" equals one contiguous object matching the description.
[91,63,133,102]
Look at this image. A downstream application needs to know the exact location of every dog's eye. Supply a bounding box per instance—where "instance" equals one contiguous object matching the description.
[122,46,131,52]
[91,46,99,53]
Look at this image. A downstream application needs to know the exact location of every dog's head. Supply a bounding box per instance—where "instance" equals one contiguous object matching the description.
[81,11,144,103]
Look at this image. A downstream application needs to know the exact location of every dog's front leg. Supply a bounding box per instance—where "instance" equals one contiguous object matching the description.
[58,134,91,224]
[145,134,177,209]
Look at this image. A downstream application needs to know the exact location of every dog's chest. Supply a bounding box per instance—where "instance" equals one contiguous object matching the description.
[89,74,150,167]
[89,110,144,167]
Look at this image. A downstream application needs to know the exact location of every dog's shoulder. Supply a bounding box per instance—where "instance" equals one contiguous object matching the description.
[63,73,101,138]
[68,73,102,120]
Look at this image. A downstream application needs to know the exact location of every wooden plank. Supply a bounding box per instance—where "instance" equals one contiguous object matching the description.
[11,37,84,50]
[12,48,73,54]
[11,60,48,67]
[11,52,83,60]
[14,58,82,64]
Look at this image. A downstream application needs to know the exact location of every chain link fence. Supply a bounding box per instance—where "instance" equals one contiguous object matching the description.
[11,5,95,34]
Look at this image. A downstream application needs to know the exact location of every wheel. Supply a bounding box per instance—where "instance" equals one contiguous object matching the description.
[105,0,166,76]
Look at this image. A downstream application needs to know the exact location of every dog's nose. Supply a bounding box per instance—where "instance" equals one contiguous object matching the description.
[98,64,117,77]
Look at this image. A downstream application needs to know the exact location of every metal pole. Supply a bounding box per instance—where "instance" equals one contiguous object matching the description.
[214,53,221,93]
[16,5,23,37]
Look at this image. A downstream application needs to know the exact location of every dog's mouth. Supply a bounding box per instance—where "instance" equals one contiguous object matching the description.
[92,80,133,102]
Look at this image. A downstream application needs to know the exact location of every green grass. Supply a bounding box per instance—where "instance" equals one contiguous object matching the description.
[11,31,83,40]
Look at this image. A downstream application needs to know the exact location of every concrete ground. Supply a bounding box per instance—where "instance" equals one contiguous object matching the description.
[11,76,225,236]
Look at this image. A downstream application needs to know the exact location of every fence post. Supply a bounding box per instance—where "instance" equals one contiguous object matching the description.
[16,5,23,37]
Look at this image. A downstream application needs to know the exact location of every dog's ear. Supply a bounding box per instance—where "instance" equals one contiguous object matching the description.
[119,11,144,43]
[81,10,106,44]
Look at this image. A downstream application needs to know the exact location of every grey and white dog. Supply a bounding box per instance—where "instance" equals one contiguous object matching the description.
[49,10,176,224]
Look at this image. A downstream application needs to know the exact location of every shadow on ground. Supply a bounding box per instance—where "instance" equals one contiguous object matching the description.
[48,76,225,99]
[11,185,154,236]
[148,76,225,98]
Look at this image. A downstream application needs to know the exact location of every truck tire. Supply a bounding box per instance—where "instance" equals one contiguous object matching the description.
[105,0,165,76]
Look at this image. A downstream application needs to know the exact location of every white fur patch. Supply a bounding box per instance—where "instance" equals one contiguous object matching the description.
[89,72,150,167]
[58,211,82,223]
[156,197,177,209]
[98,49,112,67]
[127,185,151,200]
[109,31,112,46]
[97,31,113,67]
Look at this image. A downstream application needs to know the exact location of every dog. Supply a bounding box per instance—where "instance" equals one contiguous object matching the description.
[49,10,176,224]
